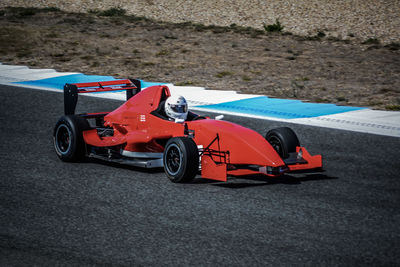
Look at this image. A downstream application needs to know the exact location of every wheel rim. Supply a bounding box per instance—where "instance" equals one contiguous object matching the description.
[268,136,283,157]
[55,124,71,155]
[165,144,182,175]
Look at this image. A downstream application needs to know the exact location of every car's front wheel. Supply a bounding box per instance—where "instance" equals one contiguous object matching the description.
[53,115,90,162]
[265,127,300,159]
[163,137,199,183]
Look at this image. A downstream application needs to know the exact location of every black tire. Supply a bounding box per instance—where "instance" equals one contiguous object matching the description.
[163,137,199,183]
[53,115,90,162]
[265,127,300,159]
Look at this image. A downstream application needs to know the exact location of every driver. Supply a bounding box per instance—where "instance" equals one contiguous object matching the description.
[164,95,188,122]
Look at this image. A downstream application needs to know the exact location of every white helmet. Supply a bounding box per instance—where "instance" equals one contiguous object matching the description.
[165,95,188,121]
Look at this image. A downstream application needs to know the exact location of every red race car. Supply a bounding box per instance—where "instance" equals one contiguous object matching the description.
[53,79,322,182]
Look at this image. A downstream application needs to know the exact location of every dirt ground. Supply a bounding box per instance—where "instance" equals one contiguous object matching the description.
[1,7,399,110]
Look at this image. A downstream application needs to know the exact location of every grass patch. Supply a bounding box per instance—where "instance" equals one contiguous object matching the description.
[56,56,71,62]
[175,21,193,28]
[100,33,111,38]
[52,53,65,58]
[67,41,79,46]
[90,8,149,23]
[296,31,343,42]
[314,97,330,103]
[317,31,326,38]
[216,71,234,78]
[45,32,59,38]
[362,38,380,45]
[263,19,284,32]
[384,42,400,51]
[211,26,231,34]
[142,62,155,66]
[13,7,36,16]
[156,49,170,56]
[175,21,265,37]
[230,24,264,37]
[242,75,251,81]
[192,24,230,34]
[164,35,178,40]
[42,7,60,12]
[7,7,34,16]
[250,70,262,75]
[385,105,400,111]
[97,8,126,17]
[307,36,322,41]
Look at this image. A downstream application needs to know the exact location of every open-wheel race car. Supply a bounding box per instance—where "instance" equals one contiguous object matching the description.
[53,79,322,182]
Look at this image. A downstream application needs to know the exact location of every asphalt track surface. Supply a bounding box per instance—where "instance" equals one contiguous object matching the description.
[1,85,399,266]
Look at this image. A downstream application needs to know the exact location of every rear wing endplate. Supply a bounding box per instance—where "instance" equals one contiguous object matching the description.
[64,79,141,115]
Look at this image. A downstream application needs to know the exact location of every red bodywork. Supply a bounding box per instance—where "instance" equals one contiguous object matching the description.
[80,83,322,181]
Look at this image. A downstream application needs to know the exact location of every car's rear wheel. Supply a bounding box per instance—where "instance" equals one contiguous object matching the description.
[163,137,199,183]
[54,115,90,162]
[265,127,300,159]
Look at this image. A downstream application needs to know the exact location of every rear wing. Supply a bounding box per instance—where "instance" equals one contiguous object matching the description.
[64,79,141,115]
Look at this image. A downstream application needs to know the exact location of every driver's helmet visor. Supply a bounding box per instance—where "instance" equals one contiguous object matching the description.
[170,104,187,113]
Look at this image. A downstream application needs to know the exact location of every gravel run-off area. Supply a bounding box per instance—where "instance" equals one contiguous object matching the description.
[2,0,400,44]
